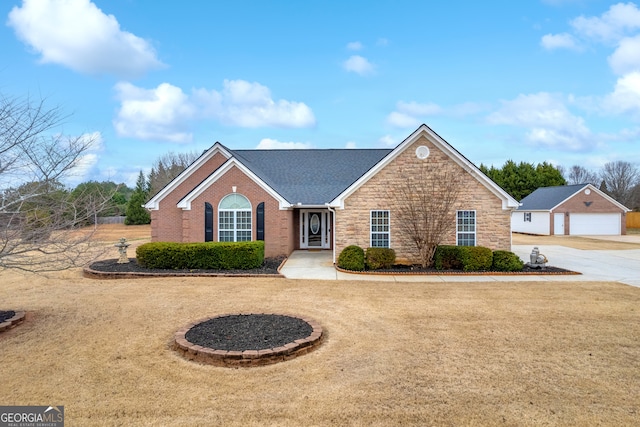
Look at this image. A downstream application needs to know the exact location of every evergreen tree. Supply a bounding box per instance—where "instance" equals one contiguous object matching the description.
[125,171,151,225]
[480,160,566,201]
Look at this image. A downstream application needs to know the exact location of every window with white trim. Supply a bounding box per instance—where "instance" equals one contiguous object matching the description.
[456,210,476,246]
[218,193,252,242]
[370,210,390,248]
[524,212,532,222]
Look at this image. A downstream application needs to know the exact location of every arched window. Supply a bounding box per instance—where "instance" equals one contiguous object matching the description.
[218,194,252,242]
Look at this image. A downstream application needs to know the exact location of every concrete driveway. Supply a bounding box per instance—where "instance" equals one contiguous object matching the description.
[281,234,640,287]
[511,244,640,287]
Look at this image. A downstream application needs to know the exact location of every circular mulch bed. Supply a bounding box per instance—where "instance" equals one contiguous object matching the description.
[172,313,323,367]
[0,310,26,333]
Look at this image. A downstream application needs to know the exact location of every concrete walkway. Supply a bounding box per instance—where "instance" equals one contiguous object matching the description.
[279,247,640,287]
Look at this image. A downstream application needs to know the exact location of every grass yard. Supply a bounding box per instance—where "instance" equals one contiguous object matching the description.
[1,225,639,425]
[1,277,639,425]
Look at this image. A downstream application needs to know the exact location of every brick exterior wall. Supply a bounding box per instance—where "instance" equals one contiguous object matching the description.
[550,188,627,235]
[334,136,512,264]
[151,154,294,258]
[151,151,228,242]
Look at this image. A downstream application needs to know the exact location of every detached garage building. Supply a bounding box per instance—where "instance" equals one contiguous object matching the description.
[512,183,630,236]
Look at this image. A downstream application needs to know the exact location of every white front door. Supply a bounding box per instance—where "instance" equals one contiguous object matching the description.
[300,210,330,249]
[553,213,565,235]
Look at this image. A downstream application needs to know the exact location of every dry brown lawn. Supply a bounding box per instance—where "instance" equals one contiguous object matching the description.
[1,225,639,426]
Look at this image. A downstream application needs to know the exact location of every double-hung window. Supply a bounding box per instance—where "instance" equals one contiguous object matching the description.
[524,212,532,222]
[456,210,476,246]
[370,210,390,248]
[218,193,252,242]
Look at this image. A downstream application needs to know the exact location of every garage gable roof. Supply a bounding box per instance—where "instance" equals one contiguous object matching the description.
[517,183,630,212]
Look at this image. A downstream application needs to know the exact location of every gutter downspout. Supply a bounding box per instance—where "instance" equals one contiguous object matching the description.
[326,204,336,265]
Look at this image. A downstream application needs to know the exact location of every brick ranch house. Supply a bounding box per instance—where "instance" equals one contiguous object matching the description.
[144,125,519,263]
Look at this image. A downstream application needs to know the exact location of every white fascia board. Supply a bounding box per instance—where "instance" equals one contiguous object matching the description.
[144,142,232,210]
[176,158,291,210]
[550,183,631,212]
[331,124,520,210]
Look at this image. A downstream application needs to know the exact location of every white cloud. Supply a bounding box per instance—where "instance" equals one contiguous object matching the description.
[114,80,316,142]
[386,112,421,128]
[255,138,313,149]
[379,135,396,147]
[487,92,594,151]
[194,79,316,128]
[603,71,640,116]
[346,41,363,51]
[343,55,374,75]
[345,141,357,148]
[397,101,442,116]
[7,0,163,78]
[386,100,486,128]
[386,101,442,128]
[571,2,640,43]
[113,82,196,143]
[65,132,104,185]
[541,33,580,50]
[608,34,640,75]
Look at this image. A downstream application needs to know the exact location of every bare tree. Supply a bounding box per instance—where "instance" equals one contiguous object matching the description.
[148,150,201,197]
[565,165,599,186]
[600,161,640,207]
[389,164,463,268]
[0,93,111,272]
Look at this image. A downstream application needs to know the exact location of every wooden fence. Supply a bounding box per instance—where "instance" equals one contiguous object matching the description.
[97,216,126,224]
[627,212,640,229]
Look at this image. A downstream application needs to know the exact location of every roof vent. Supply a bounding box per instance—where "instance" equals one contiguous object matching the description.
[415,146,430,160]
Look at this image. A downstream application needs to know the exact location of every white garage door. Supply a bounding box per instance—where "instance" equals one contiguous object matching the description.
[569,213,621,235]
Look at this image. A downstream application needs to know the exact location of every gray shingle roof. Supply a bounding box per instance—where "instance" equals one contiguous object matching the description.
[516,184,588,210]
[229,148,393,205]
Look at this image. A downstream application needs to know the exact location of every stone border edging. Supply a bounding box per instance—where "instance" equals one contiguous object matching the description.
[82,258,287,280]
[0,311,26,333]
[335,266,581,276]
[172,313,324,368]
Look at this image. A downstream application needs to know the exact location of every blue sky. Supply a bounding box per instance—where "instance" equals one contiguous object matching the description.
[2,0,640,187]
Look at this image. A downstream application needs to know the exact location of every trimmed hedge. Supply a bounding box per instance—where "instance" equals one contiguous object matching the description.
[434,245,463,270]
[365,247,396,270]
[136,241,264,270]
[434,245,493,271]
[491,250,524,272]
[337,245,365,271]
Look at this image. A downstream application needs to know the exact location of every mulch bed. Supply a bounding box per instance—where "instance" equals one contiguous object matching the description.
[87,257,285,276]
[185,314,313,351]
[87,257,577,277]
[0,311,16,323]
[372,264,575,274]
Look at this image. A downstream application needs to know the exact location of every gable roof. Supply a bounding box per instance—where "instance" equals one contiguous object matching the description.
[517,183,630,212]
[147,124,520,211]
[145,143,232,210]
[331,124,520,210]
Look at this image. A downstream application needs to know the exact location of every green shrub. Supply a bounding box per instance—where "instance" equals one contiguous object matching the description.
[365,247,396,270]
[434,245,493,271]
[459,246,493,271]
[337,245,365,271]
[136,241,264,270]
[434,245,463,270]
[491,250,524,272]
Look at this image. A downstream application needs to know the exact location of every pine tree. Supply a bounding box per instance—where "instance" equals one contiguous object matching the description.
[125,171,151,225]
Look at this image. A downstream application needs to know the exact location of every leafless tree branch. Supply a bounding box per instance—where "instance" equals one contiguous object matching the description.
[389,163,463,268]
